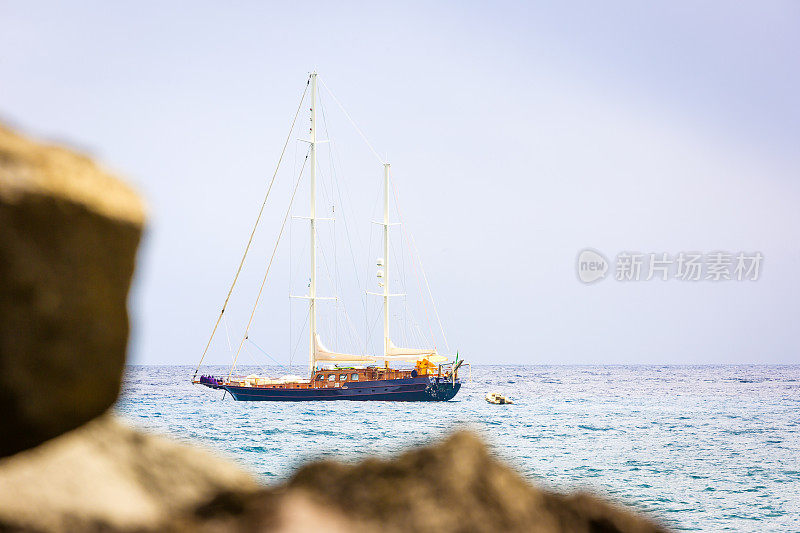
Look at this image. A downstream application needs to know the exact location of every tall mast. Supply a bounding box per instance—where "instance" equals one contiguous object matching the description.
[309,72,318,373]
[383,162,390,356]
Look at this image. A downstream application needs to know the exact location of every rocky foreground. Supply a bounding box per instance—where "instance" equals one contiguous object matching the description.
[0,124,668,532]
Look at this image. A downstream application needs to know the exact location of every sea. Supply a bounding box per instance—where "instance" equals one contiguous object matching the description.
[117,365,800,532]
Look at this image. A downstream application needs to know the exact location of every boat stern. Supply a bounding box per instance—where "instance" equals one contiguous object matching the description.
[424,376,461,401]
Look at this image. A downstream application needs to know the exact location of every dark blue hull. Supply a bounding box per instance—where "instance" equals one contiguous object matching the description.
[223,376,460,402]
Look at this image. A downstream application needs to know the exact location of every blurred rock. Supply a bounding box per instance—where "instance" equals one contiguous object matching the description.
[0,124,145,456]
[0,414,259,532]
[185,431,668,533]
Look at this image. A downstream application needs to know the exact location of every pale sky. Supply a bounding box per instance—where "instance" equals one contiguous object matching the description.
[1,1,798,365]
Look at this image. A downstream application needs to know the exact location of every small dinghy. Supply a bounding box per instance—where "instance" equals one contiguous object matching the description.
[485,392,513,405]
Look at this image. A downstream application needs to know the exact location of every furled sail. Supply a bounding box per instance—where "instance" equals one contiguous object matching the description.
[314,334,377,363]
[377,339,448,363]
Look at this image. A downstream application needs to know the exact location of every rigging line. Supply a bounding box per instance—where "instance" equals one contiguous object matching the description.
[293,131,299,187]
[319,90,337,197]
[317,83,381,353]
[396,196,406,294]
[290,240,309,286]
[230,151,309,379]
[325,124,368,290]
[314,233,366,353]
[317,92,340,349]
[313,166,339,285]
[290,305,311,367]
[319,93,360,353]
[288,200,292,370]
[389,171,450,351]
[407,226,448,348]
[364,306,384,354]
[248,338,292,374]
[333,168,370,345]
[194,75,310,380]
[389,234,406,293]
[363,175,385,350]
[388,234,412,343]
[341,299,367,354]
[223,315,233,353]
[408,306,428,348]
[327,144,370,352]
[316,93,340,341]
[414,324,426,349]
[242,343,271,376]
[402,297,409,347]
[365,214,375,353]
[334,306,355,356]
[390,174,438,350]
[329,292,366,356]
[314,233,364,356]
[315,153,334,219]
[334,212,338,349]
[318,76,385,165]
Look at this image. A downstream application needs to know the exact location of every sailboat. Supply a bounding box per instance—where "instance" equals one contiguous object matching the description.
[192,72,463,401]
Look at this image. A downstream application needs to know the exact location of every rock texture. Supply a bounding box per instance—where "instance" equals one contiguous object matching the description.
[0,414,259,532]
[0,124,145,456]
[184,431,667,533]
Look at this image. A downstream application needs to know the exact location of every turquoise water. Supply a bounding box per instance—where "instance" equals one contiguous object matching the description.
[117,365,800,531]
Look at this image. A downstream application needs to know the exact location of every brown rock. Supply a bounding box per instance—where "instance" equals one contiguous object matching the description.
[0,414,259,532]
[0,124,145,456]
[186,431,668,533]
